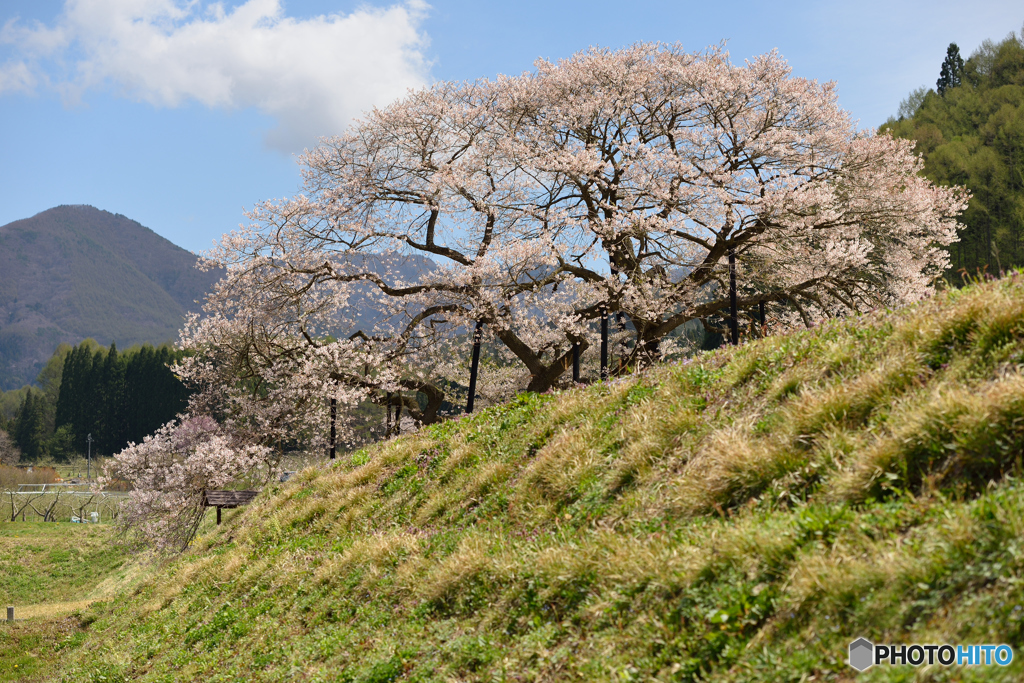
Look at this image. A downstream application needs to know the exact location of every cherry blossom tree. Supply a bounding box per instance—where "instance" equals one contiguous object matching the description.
[180,42,968,445]
[103,416,271,551]
[504,45,968,357]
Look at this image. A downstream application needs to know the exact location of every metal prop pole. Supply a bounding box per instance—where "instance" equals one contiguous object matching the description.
[466,320,484,414]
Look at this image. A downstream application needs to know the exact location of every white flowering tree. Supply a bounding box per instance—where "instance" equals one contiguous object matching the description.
[179,42,967,448]
[103,416,271,551]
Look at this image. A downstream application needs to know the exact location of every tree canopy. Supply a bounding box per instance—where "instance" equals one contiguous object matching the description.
[937,43,965,95]
[178,43,966,454]
[882,27,1024,276]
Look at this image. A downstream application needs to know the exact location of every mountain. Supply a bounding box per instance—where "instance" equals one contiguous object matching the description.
[0,205,224,390]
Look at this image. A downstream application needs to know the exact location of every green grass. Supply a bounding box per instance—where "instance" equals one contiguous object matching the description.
[0,523,135,682]
[0,617,93,683]
[0,523,131,607]
[22,274,1024,681]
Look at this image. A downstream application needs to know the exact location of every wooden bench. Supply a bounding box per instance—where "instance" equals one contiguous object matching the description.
[204,490,259,524]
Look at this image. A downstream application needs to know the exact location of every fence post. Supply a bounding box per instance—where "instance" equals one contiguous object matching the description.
[6,606,13,623]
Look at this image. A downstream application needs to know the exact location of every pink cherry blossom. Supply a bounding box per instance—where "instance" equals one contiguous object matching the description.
[173,43,966,468]
[103,416,272,551]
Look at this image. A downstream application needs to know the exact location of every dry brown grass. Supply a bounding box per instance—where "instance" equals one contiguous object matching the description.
[0,465,58,490]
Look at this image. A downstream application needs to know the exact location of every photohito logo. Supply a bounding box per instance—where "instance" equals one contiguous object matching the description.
[848,638,1013,671]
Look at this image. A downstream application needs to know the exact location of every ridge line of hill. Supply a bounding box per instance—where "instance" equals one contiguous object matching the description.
[0,205,224,390]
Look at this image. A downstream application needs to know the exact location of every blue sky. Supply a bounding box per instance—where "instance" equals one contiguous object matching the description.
[0,1,1020,253]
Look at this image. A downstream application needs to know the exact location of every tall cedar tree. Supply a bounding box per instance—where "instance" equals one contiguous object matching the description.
[13,389,45,460]
[55,342,191,457]
[937,43,965,94]
[97,342,124,454]
[53,345,80,436]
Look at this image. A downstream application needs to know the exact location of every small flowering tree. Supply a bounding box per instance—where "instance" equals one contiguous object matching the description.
[180,42,968,447]
[103,416,272,551]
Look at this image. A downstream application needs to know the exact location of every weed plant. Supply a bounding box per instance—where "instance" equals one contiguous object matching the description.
[0,465,58,491]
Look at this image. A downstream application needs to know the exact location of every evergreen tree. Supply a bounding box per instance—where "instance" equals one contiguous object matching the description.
[883,31,1024,277]
[56,342,104,454]
[54,340,193,455]
[124,346,153,446]
[46,424,76,462]
[84,347,105,450]
[54,345,79,434]
[95,342,125,454]
[937,42,964,95]
[12,389,45,460]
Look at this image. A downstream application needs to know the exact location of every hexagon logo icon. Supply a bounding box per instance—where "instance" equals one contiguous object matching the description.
[849,638,874,671]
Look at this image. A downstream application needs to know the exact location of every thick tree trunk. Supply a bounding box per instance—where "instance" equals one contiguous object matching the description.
[524,342,591,394]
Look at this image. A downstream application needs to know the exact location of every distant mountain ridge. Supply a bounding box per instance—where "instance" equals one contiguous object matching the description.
[0,205,224,390]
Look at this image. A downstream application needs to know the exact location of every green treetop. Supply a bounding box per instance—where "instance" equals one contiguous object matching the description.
[937,42,964,95]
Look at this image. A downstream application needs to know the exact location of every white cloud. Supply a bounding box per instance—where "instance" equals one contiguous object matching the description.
[0,59,35,93]
[0,0,431,151]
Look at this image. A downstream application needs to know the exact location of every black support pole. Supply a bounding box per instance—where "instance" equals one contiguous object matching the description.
[572,343,580,383]
[328,396,337,460]
[600,307,609,380]
[466,320,484,414]
[729,247,738,345]
[759,300,766,334]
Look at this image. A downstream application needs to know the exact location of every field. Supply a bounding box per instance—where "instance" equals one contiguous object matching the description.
[8,275,1024,681]
[0,523,133,608]
[0,522,138,682]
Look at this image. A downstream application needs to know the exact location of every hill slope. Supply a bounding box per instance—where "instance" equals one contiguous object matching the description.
[0,205,223,389]
[54,275,1024,681]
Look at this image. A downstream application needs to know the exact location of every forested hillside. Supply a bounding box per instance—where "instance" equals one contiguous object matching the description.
[882,29,1024,276]
[0,205,223,390]
[0,341,191,462]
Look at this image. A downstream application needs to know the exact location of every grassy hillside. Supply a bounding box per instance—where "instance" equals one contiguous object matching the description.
[39,275,1024,681]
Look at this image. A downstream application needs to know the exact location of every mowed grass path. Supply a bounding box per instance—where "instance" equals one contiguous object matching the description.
[0,523,129,609]
[0,523,137,682]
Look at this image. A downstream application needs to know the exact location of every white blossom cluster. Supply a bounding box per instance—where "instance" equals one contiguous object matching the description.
[102,416,271,550]
[181,42,967,441]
